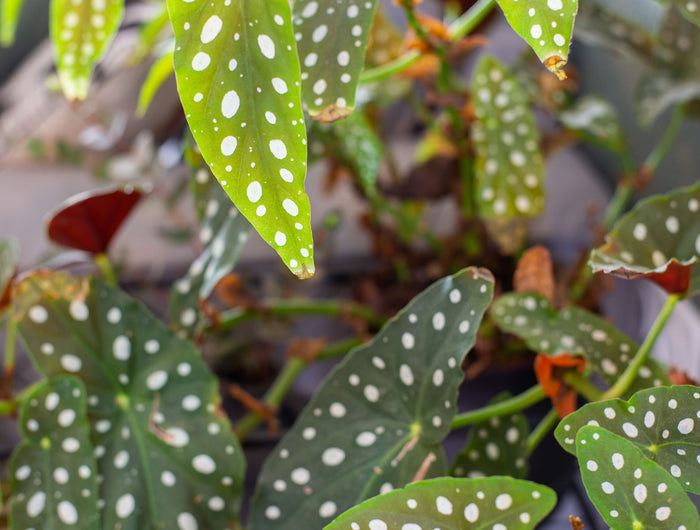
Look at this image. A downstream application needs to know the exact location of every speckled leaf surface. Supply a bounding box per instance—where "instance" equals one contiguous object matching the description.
[14,272,245,529]
[293,0,378,122]
[249,267,494,529]
[170,166,251,337]
[450,392,530,480]
[576,425,700,529]
[471,56,545,222]
[556,386,700,493]
[323,477,556,530]
[559,95,626,153]
[50,0,123,100]
[168,0,314,278]
[590,181,700,297]
[492,293,670,393]
[496,0,578,79]
[9,376,99,529]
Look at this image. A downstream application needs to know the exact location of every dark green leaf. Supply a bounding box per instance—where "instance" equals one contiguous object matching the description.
[323,477,556,530]
[249,267,495,529]
[9,376,99,529]
[559,95,627,152]
[576,425,700,529]
[556,385,700,493]
[15,272,246,528]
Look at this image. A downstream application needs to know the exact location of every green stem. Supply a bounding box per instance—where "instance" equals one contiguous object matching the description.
[95,253,117,287]
[0,398,16,415]
[562,370,603,402]
[642,105,685,174]
[448,0,496,42]
[360,50,421,84]
[315,337,363,361]
[3,309,17,390]
[603,293,680,400]
[450,385,546,429]
[601,181,634,231]
[525,409,559,456]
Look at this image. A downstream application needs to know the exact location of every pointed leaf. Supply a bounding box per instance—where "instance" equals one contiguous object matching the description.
[293,0,378,122]
[137,47,174,116]
[556,385,700,493]
[50,0,124,100]
[0,238,18,311]
[576,425,700,529]
[496,0,578,79]
[323,477,556,530]
[471,56,545,223]
[168,0,314,278]
[590,181,700,297]
[558,95,627,153]
[450,392,530,479]
[9,376,99,529]
[1,0,26,46]
[249,267,495,529]
[492,293,670,393]
[14,271,246,528]
[46,185,146,254]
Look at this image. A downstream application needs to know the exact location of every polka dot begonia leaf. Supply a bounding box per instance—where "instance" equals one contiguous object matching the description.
[1,0,25,46]
[558,95,626,153]
[14,271,246,529]
[495,0,578,80]
[470,56,545,223]
[0,238,18,311]
[293,0,378,123]
[322,476,557,530]
[556,385,700,494]
[491,293,670,395]
[450,392,530,480]
[169,165,251,338]
[589,181,700,298]
[50,0,123,100]
[575,425,700,530]
[9,376,100,529]
[249,267,494,530]
[167,0,315,279]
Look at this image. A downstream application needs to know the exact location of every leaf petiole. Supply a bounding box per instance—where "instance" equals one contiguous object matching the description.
[450,384,546,429]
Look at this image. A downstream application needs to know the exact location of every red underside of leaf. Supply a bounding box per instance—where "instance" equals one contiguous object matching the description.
[595,258,694,295]
[534,353,586,418]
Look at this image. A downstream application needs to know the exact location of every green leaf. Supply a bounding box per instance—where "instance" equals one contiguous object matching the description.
[170,166,251,337]
[471,56,545,223]
[9,376,99,529]
[556,385,700,494]
[576,425,700,529]
[249,267,495,529]
[50,0,124,100]
[293,0,378,122]
[167,0,315,279]
[0,237,18,311]
[450,392,530,479]
[491,293,670,393]
[655,0,700,28]
[137,47,174,116]
[323,477,556,530]
[1,0,26,46]
[590,181,700,297]
[14,271,246,528]
[558,95,627,152]
[496,0,578,79]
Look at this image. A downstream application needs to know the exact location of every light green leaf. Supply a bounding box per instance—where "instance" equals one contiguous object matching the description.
[9,376,99,530]
[450,392,530,479]
[496,0,579,79]
[1,0,26,46]
[50,0,124,100]
[556,385,700,493]
[137,47,174,116]
[167,0,315,278]
[576,425,700,529]
[491,293,670,394]
[471,56,545,223]
[559,95,627,152]
[15,271,246,528]
[323,477,556,530]
[293,0,378,122]
[590,181,700,297]
[249,267,495,529]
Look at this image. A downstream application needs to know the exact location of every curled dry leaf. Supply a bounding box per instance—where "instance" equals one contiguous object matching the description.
[513,245,555,304]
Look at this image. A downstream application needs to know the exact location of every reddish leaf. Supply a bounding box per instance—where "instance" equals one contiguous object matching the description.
[534,353,585,418]
[46,186,146,254]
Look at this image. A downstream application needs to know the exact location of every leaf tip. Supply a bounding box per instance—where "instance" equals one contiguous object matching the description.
[293,261,316,280]
[544,56,568,80]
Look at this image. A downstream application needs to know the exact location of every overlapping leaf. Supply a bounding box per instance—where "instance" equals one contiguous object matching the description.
[576,425,700,529]
[496,0,578,79]
[471,56,545,224]
[0,238,18,311]
[556,385,700,494]
[167,0,314,278]
[293,0,378,122]
[451,392,530,479]
[492,293,670,393]
[590,181,700,297]
[249,267,495,529]
[9,376,99,529]
[323,477,556,530]
[559,95,626,153]
[656,0,700,28]
[50,0,123,100]
[14,272,246,528]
